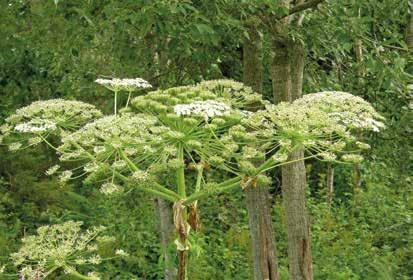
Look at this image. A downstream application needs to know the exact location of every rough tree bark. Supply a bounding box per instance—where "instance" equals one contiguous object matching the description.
[149,47,177,280]
[154,198,176,280]
[243,25,280,280]
[271,39,292,103]
[281,150,312,280]
[326,163,334,207]
[270,2,314,277]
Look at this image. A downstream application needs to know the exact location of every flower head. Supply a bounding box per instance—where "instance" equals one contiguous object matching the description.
[294,91,385,132]
[100,183,122,195]
[11,221,107,280]
[95,77,152,92]
[174,100,231,118]
[45,165,60,176]
[115,249,129,257]
[15,119,57,133]
[5,99,102,135]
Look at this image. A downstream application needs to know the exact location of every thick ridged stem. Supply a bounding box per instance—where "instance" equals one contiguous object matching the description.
[176,144,188,280]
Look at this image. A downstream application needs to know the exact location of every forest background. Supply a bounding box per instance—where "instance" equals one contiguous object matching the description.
[0,0,412,279]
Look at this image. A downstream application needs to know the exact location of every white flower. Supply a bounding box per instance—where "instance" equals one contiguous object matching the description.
[59,170,72,183]
[124,147,137,156]
[87,272,101,280]
[341,154,364,164]
[8,142,22,151]
[174,100,231,118]
[111,160,127,169]
[46,165,60,176]
[95,78,113,86]
[0,124,12,134]
[271,152,288,163]
[100,183,122,195]
[356,141,371,150]
[6,99,102,133]
[115,249,129,257]
[93,146,106,154]
[74,258,86,265]
[95,77,152,91]
[11,221,106,279]
[15,119,57,133]
[294,91,385,132]
[88,255,101,265]
[28,136,42,146]
[318,152,337,161]
[132,170,150,183]
[84,162,99,173]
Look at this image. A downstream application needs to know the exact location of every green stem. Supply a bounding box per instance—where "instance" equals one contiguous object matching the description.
[175,145,188,280]
[255,145,317,175]
[118,149,180,199]
[184,179,241,205]
[192,164,204,207]
[255,155,276,174]
[114,171,177,202]
[118,149,138,172]
[153,181,181,200]
[114,91,118,116]
[125,91,132,109]
[73,145,178,201]
[257,154,318,174]
[194,165,204,193]
[177,144,186,197]
[62,266,92,280]
[39,134,59,152]
[70,271,92,280]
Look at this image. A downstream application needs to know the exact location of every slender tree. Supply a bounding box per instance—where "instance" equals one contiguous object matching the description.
[326,163,334,207]
[243,24,280,280]
[155,198,176,280]
[266,1,325,279]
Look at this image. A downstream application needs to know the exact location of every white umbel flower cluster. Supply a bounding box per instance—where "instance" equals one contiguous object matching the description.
[95,77,152,91]
[174,100,231,118]
[45,165,60,176]
[15,119,57,133]
[5,99,102,133]
[131,169,150,184]
[100,183,122,195]
[115,249,129,257]
[11,221,109,280]
[294,91,385,132]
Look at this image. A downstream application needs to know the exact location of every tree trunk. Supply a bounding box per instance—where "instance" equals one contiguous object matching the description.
[271,31,313,280]
[406,5,413,50]
[154,198,176,280]
[352,164,361,206]
[353,14,363,203]
[243,26,264,93]
[326,163,334,207]
[271,38,292,103]
[243,25,280,280]
[290,41,305,101]
[281,150,313,280]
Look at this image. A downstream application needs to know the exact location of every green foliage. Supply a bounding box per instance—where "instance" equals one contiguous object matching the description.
[309,182,412,280]
[0,0,411,279]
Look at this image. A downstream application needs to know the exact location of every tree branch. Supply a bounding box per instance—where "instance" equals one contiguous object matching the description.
[286,0,325,17]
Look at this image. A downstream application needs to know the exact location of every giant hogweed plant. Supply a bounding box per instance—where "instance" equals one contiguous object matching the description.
[2,221,128,280]
[0,78,384,280]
